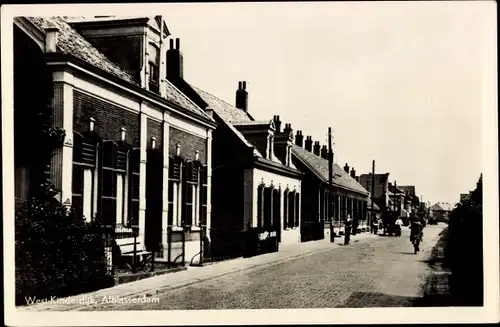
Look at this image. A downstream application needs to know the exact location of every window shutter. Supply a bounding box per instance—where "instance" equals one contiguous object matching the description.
[200,165,208,227]
[183,161,193,227]
[295,192,300,227]
[101,141,117,228]
[128,148,141,228]
[72,164,84,219]
[73,132,83,163]
[72,133,84,218]
[257,185,264,229]
[283,190,289,229]
[168,157,175,226]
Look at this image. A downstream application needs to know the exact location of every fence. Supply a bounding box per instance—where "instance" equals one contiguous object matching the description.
[101,224,208,276]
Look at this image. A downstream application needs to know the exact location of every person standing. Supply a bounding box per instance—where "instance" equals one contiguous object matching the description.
[344,215,352,245]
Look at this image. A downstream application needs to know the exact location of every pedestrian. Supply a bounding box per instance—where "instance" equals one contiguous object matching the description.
[344,215,352,245]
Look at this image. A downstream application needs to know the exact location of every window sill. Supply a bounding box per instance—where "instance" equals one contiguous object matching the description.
[190,226,201,231]
[171,226,184,232]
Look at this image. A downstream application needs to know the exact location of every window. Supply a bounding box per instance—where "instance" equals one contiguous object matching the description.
[99,140,133,228]
[288,191,296,228]
[283,189,289,229]
[72,132,99,223]
[168,156,183,227]
[257,184,265,229]
[148,43,160,92]
[263,187,273,230]
[294,192,300,227]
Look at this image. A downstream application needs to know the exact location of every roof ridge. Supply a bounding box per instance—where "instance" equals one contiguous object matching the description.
[164,80,214,121]
[190,84,254,121]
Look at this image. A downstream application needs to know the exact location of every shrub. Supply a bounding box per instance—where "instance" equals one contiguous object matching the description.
[444,175,483,306]
[15,199,113,306]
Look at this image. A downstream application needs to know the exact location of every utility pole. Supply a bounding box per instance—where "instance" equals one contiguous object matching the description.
[328,127,334,242]
[370,160,375,233]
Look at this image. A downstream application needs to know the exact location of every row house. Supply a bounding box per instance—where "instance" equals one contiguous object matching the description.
[359,173,391,212]
[160,38,303,258]
[398,185,420,217]
[388,183,406,217]
[13,16,217,266]
[290,131,370,241]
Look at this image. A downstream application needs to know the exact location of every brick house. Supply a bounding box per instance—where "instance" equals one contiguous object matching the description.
[159,37,303,258]
[291,132,370,240]
[359,173,391,212]
[13,16,217,267]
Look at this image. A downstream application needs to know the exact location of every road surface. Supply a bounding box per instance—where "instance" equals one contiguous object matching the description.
[84,224,445,310]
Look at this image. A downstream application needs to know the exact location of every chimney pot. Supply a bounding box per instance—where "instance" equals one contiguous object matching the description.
[175,38,180,49]
[313,141,321,156]
[304,136,313,152]
[320,145,328,159]
[242,81,247,90]
[344,163,350,173]
[350,167,356,178]
[44,27,59,53]
[169,38,174,49]
[235,81,248,112]
[295,130,304,147]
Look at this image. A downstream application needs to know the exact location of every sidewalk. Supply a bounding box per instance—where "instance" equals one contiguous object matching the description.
[18,231,378,312]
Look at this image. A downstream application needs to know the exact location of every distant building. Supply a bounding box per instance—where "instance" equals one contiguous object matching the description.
[291,136,370,240]
[430,202,452,222]
[359,173,390,212]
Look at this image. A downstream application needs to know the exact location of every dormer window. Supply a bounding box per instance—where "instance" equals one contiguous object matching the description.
[148,42,160,93]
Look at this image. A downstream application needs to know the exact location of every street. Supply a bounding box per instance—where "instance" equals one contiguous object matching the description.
[82,224,445,310]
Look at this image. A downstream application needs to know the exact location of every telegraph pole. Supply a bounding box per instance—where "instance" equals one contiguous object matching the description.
[328,127,334,242]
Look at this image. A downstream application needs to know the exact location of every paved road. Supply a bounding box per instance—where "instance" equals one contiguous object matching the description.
[86,224,445,310]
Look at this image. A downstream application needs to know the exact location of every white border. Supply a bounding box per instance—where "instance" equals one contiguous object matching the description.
[2,3,499,326]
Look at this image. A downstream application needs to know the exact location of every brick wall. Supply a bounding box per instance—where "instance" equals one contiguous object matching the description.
[73,90,140,147]
[147,118,162,149]
[169,127,207,164]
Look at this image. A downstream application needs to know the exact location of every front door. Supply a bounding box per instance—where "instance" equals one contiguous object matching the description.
[145,149,163,255]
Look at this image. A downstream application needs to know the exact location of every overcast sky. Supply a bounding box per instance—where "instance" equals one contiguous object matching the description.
[160,1,489,205]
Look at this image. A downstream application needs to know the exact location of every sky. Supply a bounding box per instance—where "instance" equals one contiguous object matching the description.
[159,2,489,205]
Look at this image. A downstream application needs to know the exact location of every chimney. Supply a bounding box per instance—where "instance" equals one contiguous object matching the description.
[350,167,356,178]
[344,163,349,173]
[273,115,282,133]
[283,123,292,135]
[313,141,321,156]
[295,130,304,147]
[235,81,248,112]
[304,136,313,152]
[44,27,59,53]
[320,145,328,159]
[166,37,184,80]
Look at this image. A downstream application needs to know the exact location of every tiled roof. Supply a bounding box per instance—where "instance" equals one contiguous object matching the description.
[190,85,253,123]
[398,185,416,196]
[24,16,211,121]
[292,144,369,195]
[190,84,263,157]
[431,202,452,211]
[27,16,137,84]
